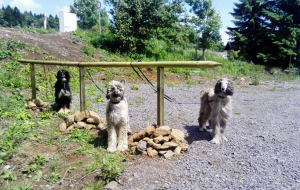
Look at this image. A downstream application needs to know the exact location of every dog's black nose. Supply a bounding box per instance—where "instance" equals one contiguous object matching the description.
[222,88,225,91]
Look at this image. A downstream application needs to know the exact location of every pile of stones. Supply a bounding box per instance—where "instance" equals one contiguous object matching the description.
[24,98,51,112]
[128,125,189,159]
[59,110,106,132]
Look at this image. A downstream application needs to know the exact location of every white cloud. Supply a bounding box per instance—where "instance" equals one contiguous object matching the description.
[0,0,4,6]
[10,0,41,10]
[56,6,70,14]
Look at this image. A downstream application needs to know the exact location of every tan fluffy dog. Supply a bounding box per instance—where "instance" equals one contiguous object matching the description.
[106,80,131,153]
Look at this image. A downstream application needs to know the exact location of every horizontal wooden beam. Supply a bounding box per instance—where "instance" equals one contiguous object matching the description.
[18,59,222,68]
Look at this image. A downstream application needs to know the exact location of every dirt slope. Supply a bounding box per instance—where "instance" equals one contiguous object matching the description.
[0,27,85,61]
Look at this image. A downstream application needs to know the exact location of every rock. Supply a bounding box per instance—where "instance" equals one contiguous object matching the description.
[171,129,185,142]
[141,151,148,156]
[42,102,50,108]
[137,141,147,152]
[153,135,164,144]
[104,181,118,190]
[180,143,189,151]
[147,148,158,158]
[27,101,36,109]
[24,102,28,108]
[74,122,85,129]
[67,124,74,131]
[163,136,170,142]
[85,124,95,130]
[153,126,171,137]
[161,142,178,149]
[158,150,168,155]
[174,146,182,156]
[145,139,161,149]
[171,138,189,151]
[74,111,86,122]
[144,125,156,136]
[96,123,107,130]
[84,110,91,118]
[66,115,75,127]
[130,142,139,146]
[164,150,175,159]
[89,111,98,117]
[130,146,137,151]
[87,115,102,124]
[34,98,44,107]
[59,123,67,132]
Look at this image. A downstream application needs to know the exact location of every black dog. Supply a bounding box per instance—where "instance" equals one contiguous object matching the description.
[55,69,72,113]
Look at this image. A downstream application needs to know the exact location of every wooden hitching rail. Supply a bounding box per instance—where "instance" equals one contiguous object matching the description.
[18,59,222,126]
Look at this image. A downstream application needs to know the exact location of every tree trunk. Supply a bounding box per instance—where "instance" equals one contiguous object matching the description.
[202,48,206,61]
[195,37,198,60]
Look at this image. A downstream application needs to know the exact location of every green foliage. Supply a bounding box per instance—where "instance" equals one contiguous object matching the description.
[185,0,222,60]
[227,0,300,68]
[105,0,185,53]
[70,0,98,29]
[81,45,96,57]
[1,169,17,181]
[48,172,61,185]
[130,85,139,90]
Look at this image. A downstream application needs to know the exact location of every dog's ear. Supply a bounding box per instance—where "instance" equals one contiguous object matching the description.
[120,79,126,86]
[214,79,222,94]
[106,86,111,99]
[226,79,234,96]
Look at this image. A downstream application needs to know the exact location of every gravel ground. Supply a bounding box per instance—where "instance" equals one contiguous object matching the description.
[74,80,300,190]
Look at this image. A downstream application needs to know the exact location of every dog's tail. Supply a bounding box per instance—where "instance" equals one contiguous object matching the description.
[120,79,126,86]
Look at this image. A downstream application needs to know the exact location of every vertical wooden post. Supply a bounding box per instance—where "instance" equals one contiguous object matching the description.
[157,67,164,126]
[79,67,86,111]
[30,63,36,99]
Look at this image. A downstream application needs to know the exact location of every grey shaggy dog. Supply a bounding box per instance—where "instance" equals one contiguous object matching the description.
[106,80,131,153]
[198,78,234,144]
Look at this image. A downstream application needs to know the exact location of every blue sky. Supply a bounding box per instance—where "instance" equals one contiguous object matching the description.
[0,0,239,44]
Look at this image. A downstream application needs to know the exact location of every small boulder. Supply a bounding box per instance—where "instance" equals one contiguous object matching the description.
[137,130,146,139]
[137,141,147,152]
[171,129,185,142]
[85,124,95,130]
[59,123,67,132]
[161,142,178,149]
[147,148,158,158]
[153,135,164,144]
[34,98,44,107]
[130,142,139,146]
[141,151,148,156]
[87,115,102,124]
[158,150,168,155]
[96,123,107,130]
[104,181,118,190]
[74,122,85,129]
[180,143,189,151]
[74,111,86,122]
[153,126,171,137]
[144,125,156,136]
[130,146,137,151]
[174,146,182,156]
[145,139,161,149]
[27,101,36,109]
[164,150,175,159]
[66,115,75,127]
[67,124,74,131]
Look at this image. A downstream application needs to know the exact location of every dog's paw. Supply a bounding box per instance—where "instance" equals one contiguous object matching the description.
[117,145,128,152]
[199,127,207,132]
[210,137,221,144]
[107,147,116,153]
[58,108,64,114]
[221,135,228,142]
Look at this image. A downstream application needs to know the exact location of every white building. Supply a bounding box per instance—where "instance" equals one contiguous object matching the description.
[59,12,77,33]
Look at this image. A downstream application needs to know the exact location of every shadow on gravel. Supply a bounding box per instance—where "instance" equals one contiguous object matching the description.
[183,125,212,144]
